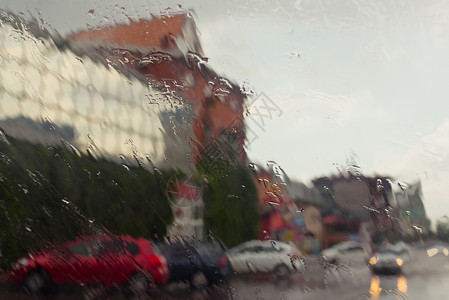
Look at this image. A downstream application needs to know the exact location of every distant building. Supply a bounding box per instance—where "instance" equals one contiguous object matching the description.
[68,12,248,168]
[252,163,324,253]
[0,20,167,164]
[312,174,431,246]
[392,180,431,241]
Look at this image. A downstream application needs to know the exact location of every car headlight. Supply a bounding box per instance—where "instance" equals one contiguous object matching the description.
[396,258,403,266]
[369,256,378,265]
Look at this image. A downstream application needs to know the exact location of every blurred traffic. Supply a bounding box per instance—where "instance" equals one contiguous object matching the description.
[6,234,449,299]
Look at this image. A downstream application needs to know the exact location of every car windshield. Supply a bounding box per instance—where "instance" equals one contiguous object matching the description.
[379,248,408,256]
[332,243,351,249]
[2,1,449,299]
[67,242,91,257]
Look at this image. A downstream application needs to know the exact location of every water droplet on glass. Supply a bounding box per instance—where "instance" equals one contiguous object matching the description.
[413,225,423,234]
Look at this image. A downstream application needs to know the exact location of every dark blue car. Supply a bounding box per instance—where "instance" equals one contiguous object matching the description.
[155,239,232,288]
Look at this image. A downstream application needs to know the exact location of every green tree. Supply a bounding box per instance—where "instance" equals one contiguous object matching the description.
[203,164,259,247]
[0,133,173,268]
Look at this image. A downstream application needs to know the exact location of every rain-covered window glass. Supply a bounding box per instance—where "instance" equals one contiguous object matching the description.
[1,1,449,299]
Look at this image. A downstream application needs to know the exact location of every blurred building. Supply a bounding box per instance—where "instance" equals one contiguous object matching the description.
[313,175,431,247]
[68,12,252,239]
[256,168,432,253]
[1,11,249,239]
[68,12,248,167]
[392,180,431,241]
[0,19,167,165]
[253,163,324,254]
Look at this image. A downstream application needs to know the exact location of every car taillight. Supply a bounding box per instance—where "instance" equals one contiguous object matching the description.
[218,256,228,268]
[149,255,162,267]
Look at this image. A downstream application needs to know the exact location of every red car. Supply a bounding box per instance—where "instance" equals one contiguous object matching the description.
[8,234,169,296]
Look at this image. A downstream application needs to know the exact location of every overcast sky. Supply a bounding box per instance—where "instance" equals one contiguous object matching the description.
[2,0,449,223]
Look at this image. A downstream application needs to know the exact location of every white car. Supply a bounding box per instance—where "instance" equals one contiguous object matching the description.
[226,240,305,279]
[321,241,370,265]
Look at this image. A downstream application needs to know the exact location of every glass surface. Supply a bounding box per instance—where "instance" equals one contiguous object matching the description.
[1,0,449,299]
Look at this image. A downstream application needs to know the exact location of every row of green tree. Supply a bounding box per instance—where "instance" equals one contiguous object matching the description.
[0,132,259,269]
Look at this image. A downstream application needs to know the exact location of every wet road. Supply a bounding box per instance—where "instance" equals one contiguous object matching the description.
[2,247,449,299]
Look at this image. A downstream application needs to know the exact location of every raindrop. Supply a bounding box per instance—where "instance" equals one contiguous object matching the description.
[288,52,301,58]
[376,179,384,192]
[398,181,408,191]
[61,198,70,204]
[323,185,334,198]
[363,205,380,214]
[153,167,162,176]
[413,225,423,234]
[248,163,257,172]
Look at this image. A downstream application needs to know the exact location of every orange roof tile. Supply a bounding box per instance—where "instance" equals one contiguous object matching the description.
[68,14,187,50]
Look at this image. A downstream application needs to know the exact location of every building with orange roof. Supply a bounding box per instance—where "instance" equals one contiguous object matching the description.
[67,11,249,238]
[68,12,246,167]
